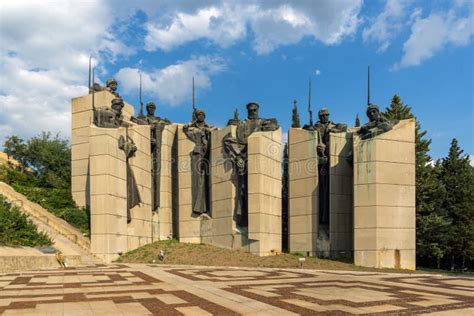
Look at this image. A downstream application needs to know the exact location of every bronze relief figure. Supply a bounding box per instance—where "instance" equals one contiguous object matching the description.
[183,109,214,215]
[223,102,279,227]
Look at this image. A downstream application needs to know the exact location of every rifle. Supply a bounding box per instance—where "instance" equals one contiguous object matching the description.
[139,72,144,118]
[308,78,313,127]
[88,55,91,93]
[367,65,371,106]
[192,76,196,121]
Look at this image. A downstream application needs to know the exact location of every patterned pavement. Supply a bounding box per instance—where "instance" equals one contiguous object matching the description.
[0,264,472,315]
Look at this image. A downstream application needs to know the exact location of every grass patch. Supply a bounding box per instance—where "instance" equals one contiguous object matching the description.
[0,195,53,247]
[11,184,89,236]
[117,239,418,273]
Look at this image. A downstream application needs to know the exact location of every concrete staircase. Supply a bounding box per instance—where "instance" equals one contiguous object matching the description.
[0,181,103,271]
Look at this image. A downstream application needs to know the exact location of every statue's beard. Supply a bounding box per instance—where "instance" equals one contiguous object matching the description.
[248,113,258,119]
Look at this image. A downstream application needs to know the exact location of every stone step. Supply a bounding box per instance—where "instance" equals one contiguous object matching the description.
[0,181,103,265]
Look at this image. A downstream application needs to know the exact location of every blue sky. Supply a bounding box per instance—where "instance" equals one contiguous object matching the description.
[0,0,472,160]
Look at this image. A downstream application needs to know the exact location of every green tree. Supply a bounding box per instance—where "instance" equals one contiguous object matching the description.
[439,139,474,271]
[291,100,301,128]
[384,94,413,120]
[3,135,27,167]
[355,114,360,127]
[3,132,71,188]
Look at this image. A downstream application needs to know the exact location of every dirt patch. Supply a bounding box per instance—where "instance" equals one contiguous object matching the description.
[116,240,419,273]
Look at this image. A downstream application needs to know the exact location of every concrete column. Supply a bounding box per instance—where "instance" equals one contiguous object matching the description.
[353,119,416,270]
[177,124,204,243]
[329,132,354,258]
[89,126,128,263]
[288,128,318,255]
[209,126,237,249]
[247,129,282,256]
[156,124,177,240]
[127,125,153,250]
[71,91,134,208]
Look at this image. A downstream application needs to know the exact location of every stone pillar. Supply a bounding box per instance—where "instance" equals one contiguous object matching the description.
[247,129,282,256]
[209,126,237,249]
[71,91,134,208]
[288,128,318,255]
[156,124,177,240]
[177,124,204,243]
[127,125,153,250]
[329,132,354,258]
[89,126,128,263]
[353,119,416,270]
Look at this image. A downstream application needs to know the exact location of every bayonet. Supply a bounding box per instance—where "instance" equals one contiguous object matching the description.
[192,76,196,120]
[88,55,92,93]
[367,65,371,106]
[139,72,144,117]
[308,78,313,127]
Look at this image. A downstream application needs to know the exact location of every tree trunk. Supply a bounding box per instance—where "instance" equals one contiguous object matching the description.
[437,257,441,269]
[450,255,455,271]
[462,255,465,272]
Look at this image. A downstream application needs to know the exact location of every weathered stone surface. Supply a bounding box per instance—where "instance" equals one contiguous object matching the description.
[353,119,416,270]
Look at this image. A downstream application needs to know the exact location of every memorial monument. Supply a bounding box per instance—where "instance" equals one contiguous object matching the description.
[70,67,415,269]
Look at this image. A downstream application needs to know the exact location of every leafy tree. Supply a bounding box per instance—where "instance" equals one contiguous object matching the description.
[3,132,71,188]
[3,135,27,167]
[439,139,474,270]
[355,114,360,127]
[291,100,301,128]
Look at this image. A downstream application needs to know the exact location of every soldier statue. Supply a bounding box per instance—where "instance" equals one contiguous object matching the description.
[183,109,214,215]
[310,108,347,225]
[132,102,171,212]
[93,98,127,128]
[223,102,279,227]
[90,78,120,98]
[359,104,396,140]
[119,134,141,223]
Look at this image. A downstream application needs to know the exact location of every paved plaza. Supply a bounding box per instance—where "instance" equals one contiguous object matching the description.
[0,264,472,315]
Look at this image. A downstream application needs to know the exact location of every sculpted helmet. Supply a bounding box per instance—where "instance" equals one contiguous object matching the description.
[106,78,118,87]
[366,104,380,116]
[246,102,260,110]
[318,108,329,115]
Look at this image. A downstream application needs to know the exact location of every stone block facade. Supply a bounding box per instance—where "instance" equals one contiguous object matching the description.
[353,119,416,270]
[288,128,318,255]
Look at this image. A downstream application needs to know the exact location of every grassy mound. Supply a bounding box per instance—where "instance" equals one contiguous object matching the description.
[0,195,53,247]
[116,239,414,273]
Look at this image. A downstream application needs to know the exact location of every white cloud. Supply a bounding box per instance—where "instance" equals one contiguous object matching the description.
[115,56,226,106]
[143,0,363,54]
[0,0,129,144]
[362,0,409,52]
[395,5,474,68]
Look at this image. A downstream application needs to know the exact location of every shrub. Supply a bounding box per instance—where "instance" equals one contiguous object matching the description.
[0,196,53,247]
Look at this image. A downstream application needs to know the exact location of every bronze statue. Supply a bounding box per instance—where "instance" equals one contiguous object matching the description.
[358,104,396,140]
[132,102,171,212]
[93,98,127,128]
[312,108,347,225]
[223,102,279,226]
[183,109,214,215]
[90,78,120,98]
[119,134,141,223]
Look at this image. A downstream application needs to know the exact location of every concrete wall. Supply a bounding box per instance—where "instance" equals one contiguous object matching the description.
[329,132,354,258]
[247,129,282,255]
[209,126,239,249]
[156,124,177,240]
[353,119,416,270]
[71,91,134,208]
[288,128,318,255]
[177,124,205,243]
[89,126,128,263]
